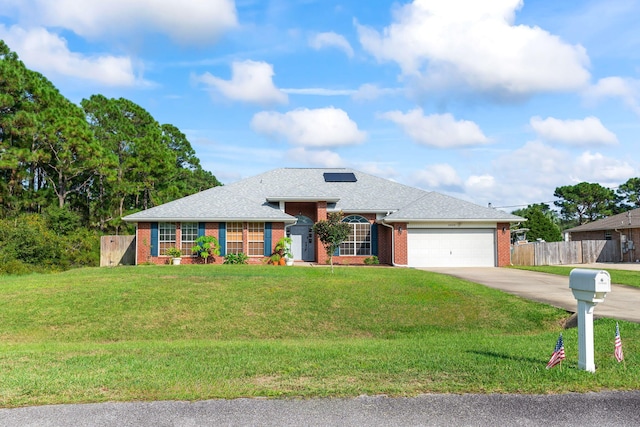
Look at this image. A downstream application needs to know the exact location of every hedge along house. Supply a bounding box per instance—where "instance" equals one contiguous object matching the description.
[122,168,523,267]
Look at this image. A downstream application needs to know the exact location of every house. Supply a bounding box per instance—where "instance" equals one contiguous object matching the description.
[564,208,640,263]
[122,168,523,267]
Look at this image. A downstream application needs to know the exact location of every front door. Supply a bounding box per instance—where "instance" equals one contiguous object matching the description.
[289,224,315,261]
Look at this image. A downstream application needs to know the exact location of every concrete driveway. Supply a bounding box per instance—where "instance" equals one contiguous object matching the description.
[423,264,640,323]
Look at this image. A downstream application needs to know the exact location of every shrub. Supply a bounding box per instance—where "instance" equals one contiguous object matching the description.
[0,259,35,275]
[364,256,379,265]
[223,253,249,264]
[192,235,220,264]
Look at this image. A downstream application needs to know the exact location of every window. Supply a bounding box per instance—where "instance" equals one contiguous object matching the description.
[158,222,176,256]
[247,222,264,256]
[227,222,243,254]
[340,215,371,256]
[605,231,612,241]
[181,222,198,256]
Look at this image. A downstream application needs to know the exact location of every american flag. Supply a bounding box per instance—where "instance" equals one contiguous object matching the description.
[546,334,566,369]
[615,322,624,363]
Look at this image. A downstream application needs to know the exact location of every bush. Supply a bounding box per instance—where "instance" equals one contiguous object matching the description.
[224,253,249,264]
[0,213,99,274]
[0,259,36,275]
[364,256,379,265]
[61,228,100,268]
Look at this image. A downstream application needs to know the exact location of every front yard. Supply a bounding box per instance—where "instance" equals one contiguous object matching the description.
[0,265,638,407]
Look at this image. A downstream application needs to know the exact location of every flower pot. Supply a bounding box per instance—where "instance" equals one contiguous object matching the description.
[279,257,286,266]
[285,257,294,266]
[172,257,181,265]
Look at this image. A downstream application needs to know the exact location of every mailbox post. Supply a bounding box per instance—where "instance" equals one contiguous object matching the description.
[569,269,611,372]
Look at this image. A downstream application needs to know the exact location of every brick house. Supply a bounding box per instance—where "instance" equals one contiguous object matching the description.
[122,168,522,267]
[564,208,640,263]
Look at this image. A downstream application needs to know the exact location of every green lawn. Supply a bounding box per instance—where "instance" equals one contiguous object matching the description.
[511,265,640,288]
[0,265,638,408]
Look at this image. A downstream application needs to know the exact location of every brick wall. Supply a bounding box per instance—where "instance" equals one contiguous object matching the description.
[137,222,151,264]
[377,223,392,265]
[285,202,319,222]
[496,222,511,267]
[394,223,408,265]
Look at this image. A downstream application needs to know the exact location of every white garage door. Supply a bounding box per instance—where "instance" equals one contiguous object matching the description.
[408,228,496,267]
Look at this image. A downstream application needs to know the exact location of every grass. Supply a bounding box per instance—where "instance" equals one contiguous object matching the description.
[511,265,640,288]
[0,265,639,408]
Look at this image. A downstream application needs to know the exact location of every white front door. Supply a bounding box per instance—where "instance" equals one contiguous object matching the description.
[289,225,315,261]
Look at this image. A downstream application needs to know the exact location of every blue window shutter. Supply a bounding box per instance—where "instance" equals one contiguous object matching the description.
[371,223,378,256]
[198,222,205,237]
[264,222,272,255]
[219,223,226,256]
[151,222,158,257]
[333,246,340,256]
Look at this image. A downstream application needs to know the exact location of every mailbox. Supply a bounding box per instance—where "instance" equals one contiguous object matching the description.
[569,268,611,303]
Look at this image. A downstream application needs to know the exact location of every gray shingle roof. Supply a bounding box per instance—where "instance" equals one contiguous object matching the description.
[565,208,640,232]
[122,168,524,223]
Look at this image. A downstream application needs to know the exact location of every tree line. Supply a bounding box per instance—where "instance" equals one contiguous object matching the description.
[0,41,221,273]
[512,179,640,243]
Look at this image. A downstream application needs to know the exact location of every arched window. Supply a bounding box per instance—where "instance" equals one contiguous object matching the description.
[340,215,371,256]
[295,215,314,225]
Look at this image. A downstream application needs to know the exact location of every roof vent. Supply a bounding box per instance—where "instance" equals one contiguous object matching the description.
[323,172,357,182]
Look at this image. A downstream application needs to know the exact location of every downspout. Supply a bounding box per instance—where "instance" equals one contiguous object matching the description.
[134,224,139,266]
[381,215,409,267]
[614,228,624,262]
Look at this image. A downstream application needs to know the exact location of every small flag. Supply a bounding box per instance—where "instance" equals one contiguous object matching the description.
[615,323,624,363]
[546,334,566,369]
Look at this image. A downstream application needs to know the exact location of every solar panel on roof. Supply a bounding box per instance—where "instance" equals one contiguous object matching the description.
[323,172,357,182]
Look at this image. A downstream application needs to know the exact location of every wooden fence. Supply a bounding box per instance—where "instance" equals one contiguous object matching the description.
[100,235,136,267]
[511,240,620,266]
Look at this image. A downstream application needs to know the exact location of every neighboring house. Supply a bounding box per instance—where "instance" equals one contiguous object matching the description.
[564,208,640,263]
[122,168,523,267]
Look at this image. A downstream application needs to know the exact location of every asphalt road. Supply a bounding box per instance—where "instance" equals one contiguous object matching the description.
[2,392,640,427]
[2,264,639,426]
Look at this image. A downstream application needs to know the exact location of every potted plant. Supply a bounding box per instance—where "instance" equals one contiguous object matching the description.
[269,253,281,265]
[192,235,220,264]
[166,247,182,265]
[273,236,293,266]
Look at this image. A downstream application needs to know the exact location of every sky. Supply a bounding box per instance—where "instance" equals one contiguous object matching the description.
[1,0,640,212]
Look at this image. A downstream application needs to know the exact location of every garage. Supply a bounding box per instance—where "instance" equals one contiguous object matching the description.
[407,228,496,267]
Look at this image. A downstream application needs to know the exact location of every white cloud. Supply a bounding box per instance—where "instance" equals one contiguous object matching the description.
[380,108,489,148]
[487,141,637,208]
[251,107,367,147]
[5,0,237,44]
[287,147,345,168]
[356,0,590,97]
[309,32,354,57]
[583,76,640,116]
[352,84,402,101]
[197,60,288,105]
[281,88,355,96]
[0,25,142,87]
[356,163,399,179]
[573,151,636,183]
[465,174,496,193]
[530,116,618,145]
[411,164,463,191]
